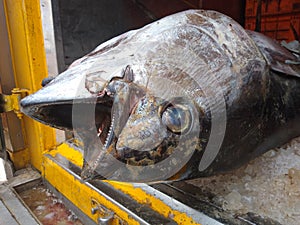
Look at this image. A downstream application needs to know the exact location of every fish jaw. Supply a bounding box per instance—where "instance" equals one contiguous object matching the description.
[20,65,111,130]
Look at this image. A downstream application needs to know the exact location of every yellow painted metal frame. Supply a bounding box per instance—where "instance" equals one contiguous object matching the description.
[107,182,199,224]
[46,143,200,224]
[2,0,201,224]
[3,0,56,170]
[44,145,139,225]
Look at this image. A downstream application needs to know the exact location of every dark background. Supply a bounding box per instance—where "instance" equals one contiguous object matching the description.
[52,0,246,72]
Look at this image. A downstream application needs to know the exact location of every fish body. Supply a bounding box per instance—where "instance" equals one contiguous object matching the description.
[20,10,300,182]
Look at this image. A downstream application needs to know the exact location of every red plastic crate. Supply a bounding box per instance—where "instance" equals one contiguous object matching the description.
[246,0,300,17]
[245,0,300,41]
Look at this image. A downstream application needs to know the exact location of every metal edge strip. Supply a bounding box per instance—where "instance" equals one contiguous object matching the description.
[44,153,152,225]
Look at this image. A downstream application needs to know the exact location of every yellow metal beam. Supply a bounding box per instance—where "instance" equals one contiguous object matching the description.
[48,143,201,224]
[3,0,56,170]
[107,181,200,225]
[48,142,84,168]
[43,152,140,225]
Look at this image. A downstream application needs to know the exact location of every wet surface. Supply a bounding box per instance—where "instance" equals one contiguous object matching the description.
[187,137,300,225]
[18,183,83,225]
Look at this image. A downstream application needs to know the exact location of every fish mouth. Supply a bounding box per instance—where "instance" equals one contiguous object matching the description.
[21,93,177,164]
[21,100,78,130]
[20,96,116,147]
[21,96,110,126]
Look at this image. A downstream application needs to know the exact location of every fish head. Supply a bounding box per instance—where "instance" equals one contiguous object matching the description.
[20,10,214,182]
[21,9,260,182]
[21,59,201,182]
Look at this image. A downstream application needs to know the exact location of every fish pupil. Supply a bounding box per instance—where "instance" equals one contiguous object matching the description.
[162,106,189,133]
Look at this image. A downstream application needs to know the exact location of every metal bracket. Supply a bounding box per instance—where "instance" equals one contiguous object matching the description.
[0,88,29,119]
[90,198,115,225]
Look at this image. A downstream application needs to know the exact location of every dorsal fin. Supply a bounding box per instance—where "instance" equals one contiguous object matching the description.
[247,30,300,78]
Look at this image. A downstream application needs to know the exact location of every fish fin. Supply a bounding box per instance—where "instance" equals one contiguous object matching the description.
[247,30,300,78]
[122,65,134,82]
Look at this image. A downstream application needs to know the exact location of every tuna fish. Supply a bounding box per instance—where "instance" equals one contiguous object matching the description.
[20,10,300,182]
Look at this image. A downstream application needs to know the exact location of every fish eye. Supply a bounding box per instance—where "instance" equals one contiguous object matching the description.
[161,104,191,134]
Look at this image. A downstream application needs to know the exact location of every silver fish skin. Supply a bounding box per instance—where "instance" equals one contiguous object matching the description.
[20,10,300,182]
